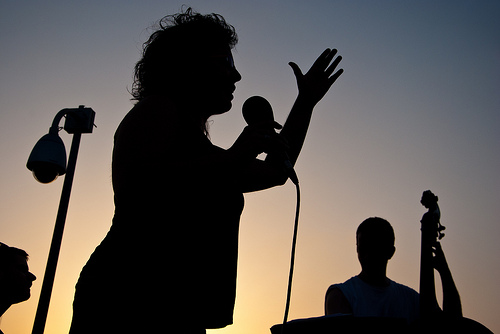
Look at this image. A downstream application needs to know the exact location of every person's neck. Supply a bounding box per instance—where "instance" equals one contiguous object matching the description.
[358,266,390,287]
[172,98,209,135]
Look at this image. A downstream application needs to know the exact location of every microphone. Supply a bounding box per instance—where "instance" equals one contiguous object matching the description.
[242,96,299,185]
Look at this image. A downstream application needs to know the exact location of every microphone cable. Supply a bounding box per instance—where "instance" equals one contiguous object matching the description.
[281,178,300,334]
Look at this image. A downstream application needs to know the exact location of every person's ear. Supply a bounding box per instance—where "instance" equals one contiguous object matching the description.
[387,246,396,260]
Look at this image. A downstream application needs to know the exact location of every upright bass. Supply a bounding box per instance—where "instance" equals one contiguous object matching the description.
[419,190,445,320]
[418,190,492,333]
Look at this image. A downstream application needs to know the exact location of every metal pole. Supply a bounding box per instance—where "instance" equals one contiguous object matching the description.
[31,132,82,334]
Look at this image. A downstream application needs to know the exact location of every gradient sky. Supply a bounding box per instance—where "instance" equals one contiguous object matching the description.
[1,1,499,333]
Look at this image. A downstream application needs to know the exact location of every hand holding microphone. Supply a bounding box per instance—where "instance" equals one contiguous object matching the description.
[242,96,299,185]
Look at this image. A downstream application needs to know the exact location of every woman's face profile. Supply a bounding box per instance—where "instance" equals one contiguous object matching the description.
[185,46,242,118]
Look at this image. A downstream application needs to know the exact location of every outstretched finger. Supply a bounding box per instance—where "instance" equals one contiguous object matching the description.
[325,55,343,77]
[312,48,332,68]
[288,62,303,79]
[327,68,344,86]
[323,48,339,67]
[313,48,338,70]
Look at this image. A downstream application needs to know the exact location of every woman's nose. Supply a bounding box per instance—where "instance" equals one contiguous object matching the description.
[232,67,242,83]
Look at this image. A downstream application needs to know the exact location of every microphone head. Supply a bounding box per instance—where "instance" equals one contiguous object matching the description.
[242,96,274,125]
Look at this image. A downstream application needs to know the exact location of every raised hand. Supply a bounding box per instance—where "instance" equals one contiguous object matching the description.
[288,48,343,107]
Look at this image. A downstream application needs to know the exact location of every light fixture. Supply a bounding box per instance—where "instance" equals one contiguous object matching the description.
[28,105,95,334]
[27,105,95,183]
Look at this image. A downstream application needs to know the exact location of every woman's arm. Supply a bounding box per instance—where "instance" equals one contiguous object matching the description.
[276,48,343,166]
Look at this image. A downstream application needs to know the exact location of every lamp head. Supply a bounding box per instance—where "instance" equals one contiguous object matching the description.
[26,132,67,183]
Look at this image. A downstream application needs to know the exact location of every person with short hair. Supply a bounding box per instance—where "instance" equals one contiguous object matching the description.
[325,217,420,324]
[0,242,37,321]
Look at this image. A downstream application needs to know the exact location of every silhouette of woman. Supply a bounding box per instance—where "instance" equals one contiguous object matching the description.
[70,8,342,334]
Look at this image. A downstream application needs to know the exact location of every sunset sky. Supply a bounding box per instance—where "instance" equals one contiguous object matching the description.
[1,1,499,333]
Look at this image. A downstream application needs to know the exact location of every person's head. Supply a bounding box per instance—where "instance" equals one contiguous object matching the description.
[132,7,241,119]
[0,243,36,310]
[356,217,396,269]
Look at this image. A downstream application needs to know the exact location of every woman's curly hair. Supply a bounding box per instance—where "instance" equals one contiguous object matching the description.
[131,8,238,101]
